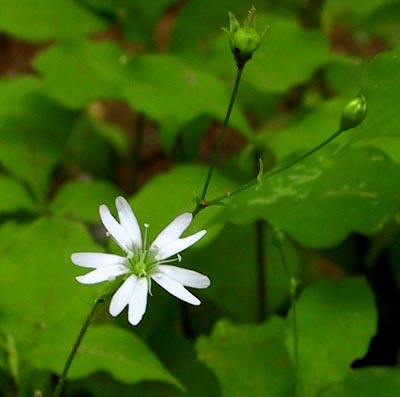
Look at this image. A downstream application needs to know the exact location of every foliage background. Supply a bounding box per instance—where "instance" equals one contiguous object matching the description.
[0,0,399,396]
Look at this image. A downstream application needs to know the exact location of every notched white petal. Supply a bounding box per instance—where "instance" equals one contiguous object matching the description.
[157,265,210,289]
[151,213,192,250]
[156,230,207,260]
[128,278,148,326]
[109,275,138,317]
[151,273,201,305]
[76,265,129,284]
[115,197,142,249]
[71,252,127,269]
[99,204,133,253]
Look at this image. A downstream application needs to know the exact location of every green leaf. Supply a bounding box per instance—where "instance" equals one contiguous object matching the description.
[349,48,400,143]
[255,98,345,162]
[196,317,295,397]
[0,77,78,203]
[218,145,400,248]
[244,14,338,93]
[50,180,122,223]
[34,42,251,151]
[33,41,131,108]
[322,0,395,27]
[0,218,179,388]
[130,164,236,244]
[82,0,177,43]
[289,277,377,397]
[170,0,249,52]
[184,223,300,321]
[198,14,339,94]
[0,0,107,41]
[0,175,36,213]
[0,218,101,349]
[122,54,252,150]
[30,324,181,388]
[318,367,400,397]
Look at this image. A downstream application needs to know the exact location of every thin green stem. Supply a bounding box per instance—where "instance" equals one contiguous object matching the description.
[277,245,299,368]
[52,294,108,397]
[200,66,244,201]
[204,128,344,208]
[255,220,267,322]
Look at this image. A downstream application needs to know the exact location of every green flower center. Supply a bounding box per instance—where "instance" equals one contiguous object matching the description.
[133,261,147,275]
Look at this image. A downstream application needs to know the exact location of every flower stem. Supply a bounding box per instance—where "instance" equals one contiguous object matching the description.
[199,66,244,202]
[277,244,299,368]
[255,219,267,322]
[52,293,107,397]
[205,127,344,207]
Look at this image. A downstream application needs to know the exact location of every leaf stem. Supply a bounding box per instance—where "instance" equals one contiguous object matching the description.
[199,66,244,202]
[255,220,267,322]
[277,243,299,368]
[52,293,108,397]
[205,128,344,207]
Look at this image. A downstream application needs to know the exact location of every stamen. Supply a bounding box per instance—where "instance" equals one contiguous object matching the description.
[143,223,150,250]
[158,255,183,265]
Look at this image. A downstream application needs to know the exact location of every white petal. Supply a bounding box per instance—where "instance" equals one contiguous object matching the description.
[157,265,210,289]
[156,230,207,260]
[128,277,148,326]
[109,275,138,317]
[71,252,127,269]
[151,273,201,305]
[76,265,129,284]
[99,204,133,253]
[151,213,192,250]
[115,197,142,250]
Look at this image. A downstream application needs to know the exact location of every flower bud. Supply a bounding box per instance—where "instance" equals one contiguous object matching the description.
[340,95,367,131]
[223,6,266,68]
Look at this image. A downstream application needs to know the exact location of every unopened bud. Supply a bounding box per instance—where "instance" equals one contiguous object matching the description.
[340,95,367,131]
[223,6,267,68]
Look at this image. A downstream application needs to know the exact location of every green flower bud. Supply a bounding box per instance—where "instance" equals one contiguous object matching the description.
[340,95,368,131]
[223,6,267,68]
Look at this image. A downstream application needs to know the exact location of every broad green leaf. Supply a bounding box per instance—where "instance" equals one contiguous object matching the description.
[218,145,400,248]
[30,324,181,388]
[184,223,300,321]
[34,42,251,150]
[196,317,295,397]
[122,53,252,150]
[0,0,107,41]
[82,0,177,43]
[363,2,400,47]
[130,164,236,244]
[243,14,339,94]
[50,180,122,223]
[255,98,345,162]
[0,77,78,203]
[195,14,339,94]
[0,218,101,350]
[322,0,395,27]
[318,367,400,397]
[349,48,400,143]
[33,41,131,108]
[0,175,36,213]
[323,59,365,97]
[289,277,377,397]
[0,218,179,387]
[170,0,251,52]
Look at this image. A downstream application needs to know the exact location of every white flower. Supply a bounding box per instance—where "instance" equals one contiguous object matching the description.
[71,196,210,326]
